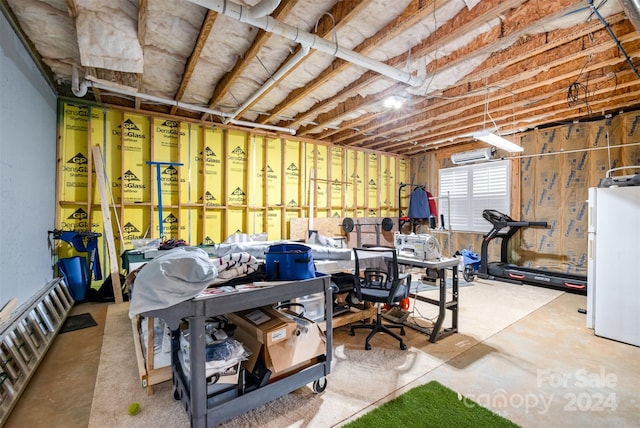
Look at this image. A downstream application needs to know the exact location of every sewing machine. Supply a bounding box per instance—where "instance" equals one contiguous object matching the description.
[393,232,441,261]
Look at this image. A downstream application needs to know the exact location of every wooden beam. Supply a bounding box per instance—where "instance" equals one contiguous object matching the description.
[170,10,219,115]
[203,0,297,118]
[233,0,368,121]
[359,34,640,151]
[292,0,529,133]
[330,18,636,149]
[136,0,149,109]
[266,0,454,126]
[91,146,123,304]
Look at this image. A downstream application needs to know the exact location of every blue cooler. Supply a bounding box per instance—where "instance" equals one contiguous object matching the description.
[265,244,315,280]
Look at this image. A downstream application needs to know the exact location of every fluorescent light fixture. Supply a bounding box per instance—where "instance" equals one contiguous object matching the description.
[383,96,404,109]
[473,131,524,152]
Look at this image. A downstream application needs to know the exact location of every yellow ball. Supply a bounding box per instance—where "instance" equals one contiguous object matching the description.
[128,402,141,416]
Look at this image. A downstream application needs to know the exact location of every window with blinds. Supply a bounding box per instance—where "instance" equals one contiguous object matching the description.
[439,160,510,232]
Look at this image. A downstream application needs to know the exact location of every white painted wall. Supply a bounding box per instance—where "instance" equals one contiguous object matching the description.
[0,12,57,311]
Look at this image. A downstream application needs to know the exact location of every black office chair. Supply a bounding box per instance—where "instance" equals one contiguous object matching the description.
[349,247,411,350]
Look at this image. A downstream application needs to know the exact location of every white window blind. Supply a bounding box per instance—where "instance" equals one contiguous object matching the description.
[439,160,510,232]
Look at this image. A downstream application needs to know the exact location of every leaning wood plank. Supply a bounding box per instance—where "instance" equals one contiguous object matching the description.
[0,298,18,325]
[91,146,123,303]
[131,316,149,388]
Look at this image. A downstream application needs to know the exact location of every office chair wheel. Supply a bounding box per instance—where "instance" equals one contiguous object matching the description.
[400,327,406,336]
[173,388,181,401]
[349,328,355,336]
[365,343,372,350]
[463,265,475,282]
[400,342,407,350]
[312,377,327,393]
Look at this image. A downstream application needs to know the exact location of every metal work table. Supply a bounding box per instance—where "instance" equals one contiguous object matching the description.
[141,275,332,428]
[396,256,459,343]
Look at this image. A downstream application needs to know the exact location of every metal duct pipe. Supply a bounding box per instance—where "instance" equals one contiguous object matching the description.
[224,45,310,124]
[618,0,640,31]
[87,79,297,134]
[186,0,424,87]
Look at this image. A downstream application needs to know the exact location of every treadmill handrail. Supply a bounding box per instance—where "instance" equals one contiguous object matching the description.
[504,220,548,228]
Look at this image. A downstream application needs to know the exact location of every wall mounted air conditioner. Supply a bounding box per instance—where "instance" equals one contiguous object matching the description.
[450,147,494,165]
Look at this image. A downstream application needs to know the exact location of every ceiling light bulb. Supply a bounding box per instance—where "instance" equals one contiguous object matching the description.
[383,96,403,109]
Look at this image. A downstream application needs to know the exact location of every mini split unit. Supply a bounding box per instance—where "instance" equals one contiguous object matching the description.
[450,147,494,165]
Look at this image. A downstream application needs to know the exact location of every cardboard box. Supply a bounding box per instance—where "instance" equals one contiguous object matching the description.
[229,306,297,347]
[228,306,326,376]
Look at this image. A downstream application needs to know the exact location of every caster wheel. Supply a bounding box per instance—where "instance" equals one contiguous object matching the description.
[365,343,371,350]
[312,377,327,393]
[349,330,355,336]
[173,388,180,401]
[400,328,406,336]
[463,265,475,283]
[400,343,407,350]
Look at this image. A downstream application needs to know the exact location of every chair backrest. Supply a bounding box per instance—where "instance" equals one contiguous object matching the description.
[352,247,407,303]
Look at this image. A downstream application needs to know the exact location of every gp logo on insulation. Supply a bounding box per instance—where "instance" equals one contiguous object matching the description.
[199,147,220,164]
[119,119,144,138]
[205,191,219,207]
[286,163,299,175]
[67,208,88,220]
[63,153,89,177]
[123,222,144,241]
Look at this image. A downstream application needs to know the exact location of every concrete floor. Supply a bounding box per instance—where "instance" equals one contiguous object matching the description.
[4,288,640,427]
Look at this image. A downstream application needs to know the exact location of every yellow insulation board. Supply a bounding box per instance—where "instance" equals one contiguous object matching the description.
[203,128,224,207]
[228,131,248,206]
[266,137,282,206]
[180,208,201,245]
[249,210,265,236]
[203,210,223,245]
[121,113,150,203]
[60,104,95,202]
[284,139,301,208]
[252,135,265,207]
[152,118,181,206]
[121,206,150,243]
[227,208,246,234]
[367,153,379,212]
[179,123,203,204]
[330,147,343,209]
[58,103,409,249]
[153,208,179,240]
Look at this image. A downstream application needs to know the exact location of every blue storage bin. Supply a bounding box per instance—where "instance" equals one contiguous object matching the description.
[265,244,315,280]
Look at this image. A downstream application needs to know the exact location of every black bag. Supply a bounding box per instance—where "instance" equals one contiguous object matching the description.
[86,273,129,302]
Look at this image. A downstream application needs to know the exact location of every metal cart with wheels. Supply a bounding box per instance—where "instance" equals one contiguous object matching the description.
[141,275,332,428]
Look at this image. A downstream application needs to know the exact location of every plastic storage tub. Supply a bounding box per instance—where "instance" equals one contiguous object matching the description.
[265,244,315,280]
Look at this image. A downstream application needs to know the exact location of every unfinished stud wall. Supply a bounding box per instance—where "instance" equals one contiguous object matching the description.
[56,101,408,277]
[410,113,639,275]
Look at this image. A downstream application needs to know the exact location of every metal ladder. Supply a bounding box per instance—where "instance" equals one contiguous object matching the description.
[0,279,74,425]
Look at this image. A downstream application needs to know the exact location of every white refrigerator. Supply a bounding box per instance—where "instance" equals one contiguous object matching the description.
[587,185,640,346]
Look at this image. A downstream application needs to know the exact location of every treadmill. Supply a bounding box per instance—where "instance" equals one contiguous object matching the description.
[477,209,587,294]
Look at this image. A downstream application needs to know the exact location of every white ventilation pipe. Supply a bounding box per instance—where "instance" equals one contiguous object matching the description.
[245,0,280,18]
[186,0,424,87]
[224,44,310,124]
[71,65,90,97]
[87,79,296,134]
[618,0,640,32]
